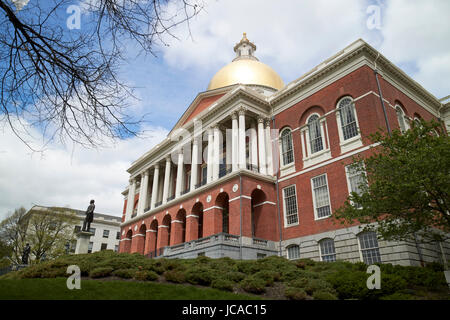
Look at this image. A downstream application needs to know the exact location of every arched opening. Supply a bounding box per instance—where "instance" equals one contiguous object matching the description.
[251,188,277,240]
[149,220,158,255]
[216,192,229,233]
[162,214,172,247]
[123,229,132,253]
[137,224,146,254]
[174,209,187,244]
[192,202,204,239]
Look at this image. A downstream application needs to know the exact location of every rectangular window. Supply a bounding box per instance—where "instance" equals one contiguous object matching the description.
[287,245,300,260]
[88,242,93,253]
[103,230,110,238]
[359,232,381,264]
[320,239,336,262]
[346,164,366,209]
[89,228,96,236]
[116,231,121,240]
[74,225,81,233]
[100,243,108,251]
[283,185,299,226]
[312,174,331,219]
[115,245,119,252]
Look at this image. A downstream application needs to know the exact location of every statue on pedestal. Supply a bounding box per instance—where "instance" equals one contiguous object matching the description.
[82,199,95,232]
[21,243,30,265]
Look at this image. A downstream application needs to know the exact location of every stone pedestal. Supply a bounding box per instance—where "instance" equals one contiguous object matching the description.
[75,231,94,254]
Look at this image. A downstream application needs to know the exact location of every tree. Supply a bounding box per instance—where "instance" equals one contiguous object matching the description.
[0,0,202,150]
[24,207,78,261]
[0,206,78,263]
[334,120,450,245]
[0,207,28,264]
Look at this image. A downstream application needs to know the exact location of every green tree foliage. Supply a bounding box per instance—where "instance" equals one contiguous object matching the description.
[334,120,449,243]
[0,207,28,264]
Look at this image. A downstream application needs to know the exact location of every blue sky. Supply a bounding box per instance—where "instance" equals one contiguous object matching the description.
[1,0,449,220]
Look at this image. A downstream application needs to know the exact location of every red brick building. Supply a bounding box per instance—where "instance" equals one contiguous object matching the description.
[119,35,450,266]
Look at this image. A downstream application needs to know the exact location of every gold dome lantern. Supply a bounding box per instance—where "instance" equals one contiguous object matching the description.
[207,33,284,91]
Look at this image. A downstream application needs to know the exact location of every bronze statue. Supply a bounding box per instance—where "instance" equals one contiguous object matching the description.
[21,243,30,265]
[82,200,95,232]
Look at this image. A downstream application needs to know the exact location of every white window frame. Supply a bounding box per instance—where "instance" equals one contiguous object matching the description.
[279,127,295,176]
[335,96,363,154]
[319,238,337,262]
[282,184,299,227]
[311,173,332,220]
[357,231,382,264]
[394,104,410,133]
[287,244,300,260]
[301,113,331,168]
[345,163,367,209]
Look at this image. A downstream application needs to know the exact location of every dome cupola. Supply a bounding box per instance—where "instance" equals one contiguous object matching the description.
[207,33,284,91]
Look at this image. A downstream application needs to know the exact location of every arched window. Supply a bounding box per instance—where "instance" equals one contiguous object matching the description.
[395,106,408,133]
[308,114,323,154]
[287,244,300,260]
[338,97,359,140]
[358,231,381,264]
[319,239,336,262]
[280,128,294,166]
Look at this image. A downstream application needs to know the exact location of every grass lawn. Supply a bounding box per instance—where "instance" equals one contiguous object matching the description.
[0,278,259,300]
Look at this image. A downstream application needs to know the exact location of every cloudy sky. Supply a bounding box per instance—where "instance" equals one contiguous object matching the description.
[0,0,449,220]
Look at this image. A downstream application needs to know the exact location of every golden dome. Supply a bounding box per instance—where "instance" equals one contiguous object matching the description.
[207,33,284,91]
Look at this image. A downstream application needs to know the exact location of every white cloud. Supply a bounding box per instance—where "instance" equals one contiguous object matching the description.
[0,120,168,221]
[162,0,368,82]
[380,0,450,98]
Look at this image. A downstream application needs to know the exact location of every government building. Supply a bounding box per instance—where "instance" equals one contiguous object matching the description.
[118,34,450,266]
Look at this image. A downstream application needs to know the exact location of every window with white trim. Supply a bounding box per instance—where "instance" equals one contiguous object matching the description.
[395,106,409,133]
[311,174,331,219]
[346,164,366,209]
[283,185,299,226]
[338,97,359,140]
[358,232,381,264]
[280,128,294,166]
[308,114,324,154]
[287,245,300,260]
[319,239,336,262]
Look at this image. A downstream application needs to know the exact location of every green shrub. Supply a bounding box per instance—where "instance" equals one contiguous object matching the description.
[253,270,280,286]
[89,267,114,278]
[185,267,215,286]
[313,290,338,300]
[326,270,372,300]
[304,278,335,296]
[225,271,246,283]
[112,268,136,279]
[134,270,159,281]
[237,260,261,274]
[240,276,266,294]
[164,270,186,283]
[285,287,308,300]
[211,278,234,292]
[40,268,67,278]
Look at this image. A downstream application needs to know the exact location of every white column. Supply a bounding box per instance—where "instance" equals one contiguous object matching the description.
[213,125,220,181]
[300,128,307,159]
[207,127,214,183]
[150,164,160,210]
[225,127,232,171]
[257,117,267,175]
[265,119,273,176]
[138,170,149,215]
[126,178,136,220]
[238,108,247,169]
[250,120,258,171]
[162,156,171,204]
[175,151,184,197]
[231,112,239,172]
[191,138,199,190]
